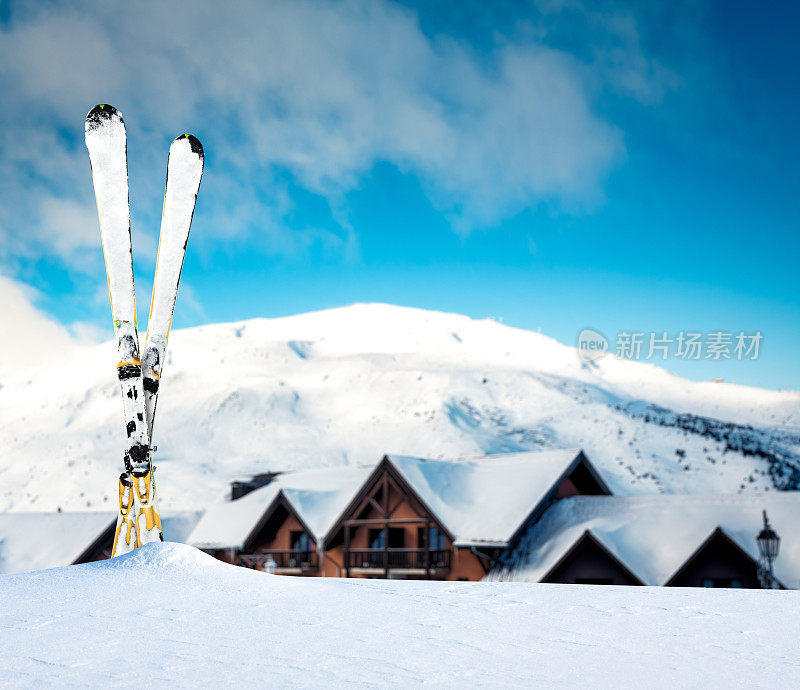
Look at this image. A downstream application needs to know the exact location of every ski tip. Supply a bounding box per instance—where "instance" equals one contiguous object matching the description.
[85,103,123,131]
[175,133,204,160]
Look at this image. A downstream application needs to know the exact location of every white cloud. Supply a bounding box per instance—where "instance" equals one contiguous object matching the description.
[0,274,78,376]
[0,0,680,275]
[37,197,102,265]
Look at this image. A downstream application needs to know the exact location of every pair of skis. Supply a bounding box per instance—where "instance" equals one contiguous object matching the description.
[85,104,204,557]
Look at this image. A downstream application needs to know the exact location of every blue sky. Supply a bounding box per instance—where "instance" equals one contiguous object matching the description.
[0,0,797,390]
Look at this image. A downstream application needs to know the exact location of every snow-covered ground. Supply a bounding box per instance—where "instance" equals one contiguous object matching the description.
[1,543,797,687]
[1,303,798,512]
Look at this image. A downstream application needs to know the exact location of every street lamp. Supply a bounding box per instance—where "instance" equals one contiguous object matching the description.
[756,510,780,589]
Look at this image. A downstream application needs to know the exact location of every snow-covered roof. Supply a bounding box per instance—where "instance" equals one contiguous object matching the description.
[189,450,599,550]
[162,511,205,544]
[386,449,596,547]
[188,465,373,550]
[501,493,800,588]
[0,510,205,574]
[0,512,113,574]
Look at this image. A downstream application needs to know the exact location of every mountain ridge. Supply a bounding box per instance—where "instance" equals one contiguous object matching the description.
[0,303,797,512]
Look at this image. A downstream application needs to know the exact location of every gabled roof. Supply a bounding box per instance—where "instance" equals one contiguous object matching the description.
[663,526,772,587]
[540,529,645,585]
[380,449,605,547]
[0,510,206,574]
[500,493,800,588]
[187,465,373,550]
[0,512,114,574]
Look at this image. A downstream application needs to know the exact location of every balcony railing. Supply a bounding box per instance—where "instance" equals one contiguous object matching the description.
[346,548,451,571]
[239,550,318,571]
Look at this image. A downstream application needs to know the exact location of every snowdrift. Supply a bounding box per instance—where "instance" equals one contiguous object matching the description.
[0,542,797,686]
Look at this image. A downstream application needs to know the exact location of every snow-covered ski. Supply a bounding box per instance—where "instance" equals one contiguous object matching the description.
[86,104,204,555]
[85,104,149,556]
[143,134,204,439]
[137,133,204,545]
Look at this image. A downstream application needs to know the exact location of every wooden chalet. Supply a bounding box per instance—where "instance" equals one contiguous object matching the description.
[323,455,488,580]
[500,493,800,588]
[11,452,797,590]
[188,465,372,575]
[322,450,610,580]
[188,449,612,580]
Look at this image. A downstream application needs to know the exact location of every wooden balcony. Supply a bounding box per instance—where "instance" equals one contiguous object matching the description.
[346,548,451,574]
[239,550,318,573]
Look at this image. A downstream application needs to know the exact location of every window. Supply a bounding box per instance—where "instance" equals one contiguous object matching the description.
[290,530,310,552]
[388,527,405,548]
[429,526,446,550]
[368,528,385,549]
[417,526,446,549]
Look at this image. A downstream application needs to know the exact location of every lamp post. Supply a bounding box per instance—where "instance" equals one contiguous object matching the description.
[756,510,780,589]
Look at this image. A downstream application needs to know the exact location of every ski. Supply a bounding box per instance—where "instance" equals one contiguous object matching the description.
[86,105,204,555]
[143,134,204,438]
[85,104,149,556]
[136,133,204,545]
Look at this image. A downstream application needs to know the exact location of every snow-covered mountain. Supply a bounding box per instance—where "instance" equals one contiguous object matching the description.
[0,303,798,512]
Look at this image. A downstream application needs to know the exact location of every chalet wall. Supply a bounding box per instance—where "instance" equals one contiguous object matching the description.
[208,548,238,565]
[323,545,345,577]
[324,480,491,580]
[348,496,425,550]
[555,477,580,499]
[251,513,310,553]
[447,548,488,581]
